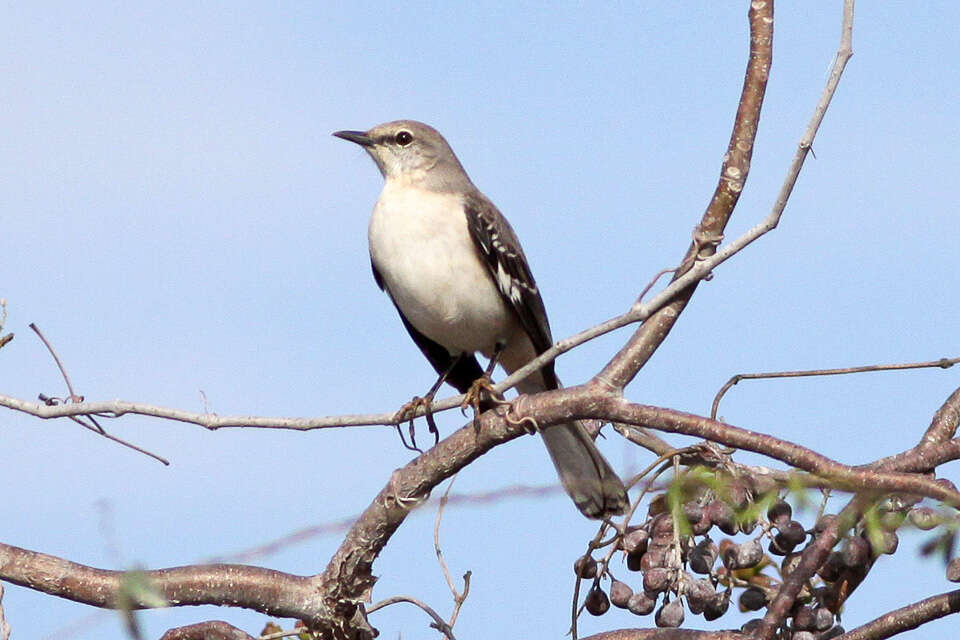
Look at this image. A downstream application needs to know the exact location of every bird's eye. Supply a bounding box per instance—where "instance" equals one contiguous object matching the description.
[394,130,413,146]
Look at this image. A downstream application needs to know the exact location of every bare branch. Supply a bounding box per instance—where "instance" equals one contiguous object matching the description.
[29,322,81,402]
[559,390,960,506]
[592,0,773,392]
[24,323,171,464]
[711,357,960,420]
[0,299,12,350]
[433,478,470,628]
[921,385,960,445]
[0,543,323,624]
[580,629,744,640]
[837,589,960,640]
[366,595,456,640]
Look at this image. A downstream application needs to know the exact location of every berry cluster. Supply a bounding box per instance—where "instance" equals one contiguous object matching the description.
[575,471,959,637]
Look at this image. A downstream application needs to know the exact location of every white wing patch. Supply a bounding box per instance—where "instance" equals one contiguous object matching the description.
[496,261,524,303]
[489,227,538,304]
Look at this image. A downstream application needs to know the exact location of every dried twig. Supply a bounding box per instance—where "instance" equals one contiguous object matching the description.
[30,323,81,401]
[711,356,959,419]
[0,299,12,350]
[366,595,456,640]
[27,323,169,465]
[433,477,471,629]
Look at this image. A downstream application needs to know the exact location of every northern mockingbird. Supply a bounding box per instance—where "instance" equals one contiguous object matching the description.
[334,120,628,519]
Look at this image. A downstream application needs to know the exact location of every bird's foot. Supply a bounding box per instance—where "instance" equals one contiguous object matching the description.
[459,375,506,428]
[393,394,440,452]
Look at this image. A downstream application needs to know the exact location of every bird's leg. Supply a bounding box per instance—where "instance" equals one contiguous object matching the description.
[460,342,508,426]
[394,355,462,450]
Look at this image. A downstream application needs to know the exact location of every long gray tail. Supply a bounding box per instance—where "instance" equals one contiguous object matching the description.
[540,420,629,519]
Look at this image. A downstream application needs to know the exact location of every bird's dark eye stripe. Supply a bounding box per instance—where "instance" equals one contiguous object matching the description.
[395,130,413,145]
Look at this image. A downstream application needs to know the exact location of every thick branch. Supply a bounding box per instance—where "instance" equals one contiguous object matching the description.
[921,386,960,445]
[837,589,960,640]
[542,389,960,506]
[581,631,744,640]
[0,544,322,623]
[594,0,773,391]
[317,404,528,606]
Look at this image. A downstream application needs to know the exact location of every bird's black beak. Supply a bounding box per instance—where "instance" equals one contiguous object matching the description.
[332,130,374,147]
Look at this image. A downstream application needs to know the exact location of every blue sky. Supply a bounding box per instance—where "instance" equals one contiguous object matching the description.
[2,3,959,639]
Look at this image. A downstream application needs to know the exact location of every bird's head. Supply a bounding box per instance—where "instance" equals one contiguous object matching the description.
[334,120,473,192]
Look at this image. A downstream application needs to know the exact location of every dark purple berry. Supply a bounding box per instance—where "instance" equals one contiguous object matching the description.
[842,537,870,567]
[741,618,765,633]
[575,555,597,579]
[814,607,835,631]
[767,500,792,524]
[585,584,610,616]
[723,538,763,570]
[683,502,704,525]
[689,538,718,574]
[655,599,685,628]
[643,567,672,594]
[707,500,737,535]
[622,527,650,554]
[627,591,658,616]
[703,590,730,621]
[739,586,768,611]
[610,579,633,608]
[685,578,715,615]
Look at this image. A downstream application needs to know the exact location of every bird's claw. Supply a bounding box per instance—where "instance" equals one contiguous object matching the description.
[393,395,440,452]
[459,374,506,429]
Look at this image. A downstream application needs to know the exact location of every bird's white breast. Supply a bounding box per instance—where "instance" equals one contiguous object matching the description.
[368,182,517,356]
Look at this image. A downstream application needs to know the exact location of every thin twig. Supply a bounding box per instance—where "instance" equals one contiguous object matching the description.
[635,267,677,305]
[0,299,12,350]
[366,595,456,640]
[711,356,959,419]
[433,476,471,628]
[30,323,80,401]
[28,324,171,464]
[36,395,170,465]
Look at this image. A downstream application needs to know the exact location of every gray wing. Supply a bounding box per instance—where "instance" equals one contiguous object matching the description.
[463,193,558,388]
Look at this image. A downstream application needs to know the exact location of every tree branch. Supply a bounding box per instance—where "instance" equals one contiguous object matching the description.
[0,544,323,623]
[837,589,960,640]
[581,630,744,640]
[366,595,457,640]
[593,0,773,391]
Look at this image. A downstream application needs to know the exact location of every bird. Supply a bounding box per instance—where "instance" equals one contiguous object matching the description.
[334,120,628,519]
